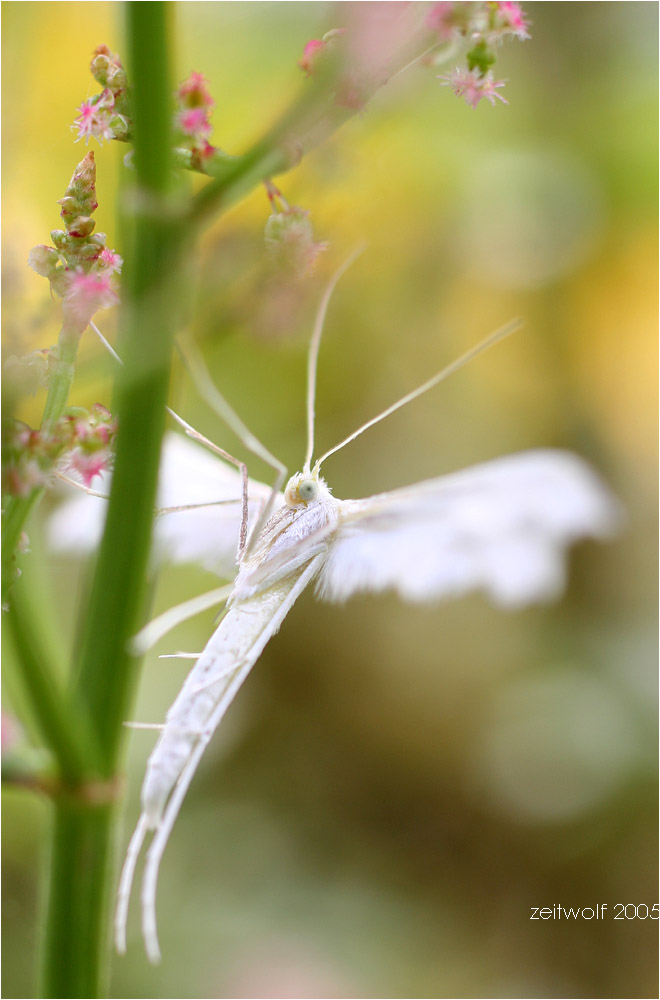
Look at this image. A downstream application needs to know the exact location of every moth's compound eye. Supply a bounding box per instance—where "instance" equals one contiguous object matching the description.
[298,479,319,503]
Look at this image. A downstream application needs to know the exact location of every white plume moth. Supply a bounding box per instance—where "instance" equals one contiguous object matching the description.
[50,254,621,962]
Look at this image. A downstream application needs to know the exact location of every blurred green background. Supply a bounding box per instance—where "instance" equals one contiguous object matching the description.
[2,3,657,998]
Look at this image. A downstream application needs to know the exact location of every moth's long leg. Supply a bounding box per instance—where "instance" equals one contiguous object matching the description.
[139,649,261,963]
[87,321,252,558]
[54,470,111,500]
[154,499,242,517]
[158,652,202,660]
[56,468,245,520]
[130,583,233,656]
[90,319,124,366]
[166,407,250,562]
[115,814,149,955]
[175,337,287,558]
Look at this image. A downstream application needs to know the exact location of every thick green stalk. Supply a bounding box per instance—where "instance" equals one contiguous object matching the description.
[41,800,115,998]
[39,5,177,997]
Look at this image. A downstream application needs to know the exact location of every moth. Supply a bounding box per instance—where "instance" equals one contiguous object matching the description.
[50,260,621,962]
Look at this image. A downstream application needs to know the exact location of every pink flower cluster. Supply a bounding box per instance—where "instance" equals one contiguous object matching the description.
[74,90,126,145]
[427,1,530,43]
[73,47,225,172]
[28,152,122,333]
[426,1,530,108]
[3,404,117,496]
[492,1,531,41]
[65,404,117,487]
[73,45,129,144]
[175,71,216,166]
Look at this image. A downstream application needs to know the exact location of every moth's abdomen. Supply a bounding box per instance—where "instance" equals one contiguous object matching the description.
[140,569,320,828]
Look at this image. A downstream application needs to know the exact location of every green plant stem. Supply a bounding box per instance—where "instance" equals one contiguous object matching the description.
[39,4,177,997]
[40,328,80,430]
[6,583,93,784]
[41,800,115,999]
[1,490,41,603]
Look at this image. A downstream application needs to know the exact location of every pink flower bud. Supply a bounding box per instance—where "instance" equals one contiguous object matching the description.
[66,217,96,239]
[90,44,127,94]
[177,71,214,109]
[298,39,326,76]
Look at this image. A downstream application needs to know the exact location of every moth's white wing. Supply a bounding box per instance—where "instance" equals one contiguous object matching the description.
[318,450,622,608]
[48,431,282,578]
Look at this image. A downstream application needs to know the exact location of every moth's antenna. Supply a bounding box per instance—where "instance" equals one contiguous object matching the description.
[314,318,522,472]
[303,244,367,474]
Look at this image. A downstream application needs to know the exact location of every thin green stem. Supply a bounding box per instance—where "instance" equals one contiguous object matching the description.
[6,583,94,784]
[40,329,80,430]
[1,490,41,604]
[190,63,345,226]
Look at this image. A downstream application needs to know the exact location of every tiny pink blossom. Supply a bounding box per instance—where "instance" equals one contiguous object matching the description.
[68,449,110,487]
[99,247,123,273]
[298,38,326,75]
[478,71,509,106]
[495,1,531,40]
[64,271,119,330]
[178,106,212,138]
[439,67,507,108]
[73,90,116,144]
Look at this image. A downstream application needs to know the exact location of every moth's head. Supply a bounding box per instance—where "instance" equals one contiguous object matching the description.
[284,470,328,508]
